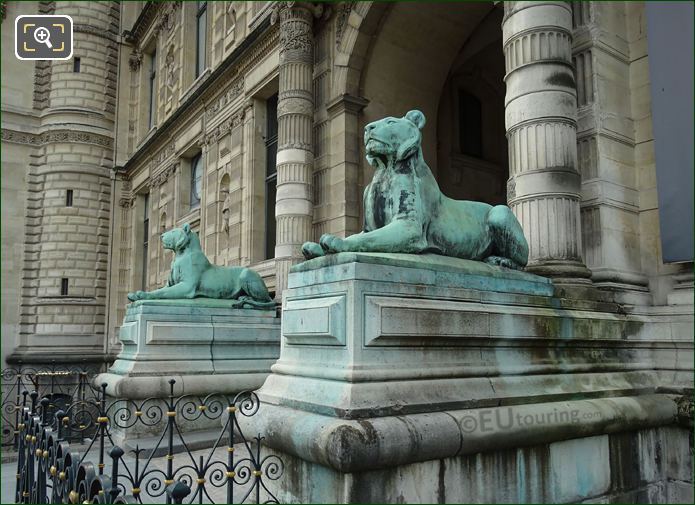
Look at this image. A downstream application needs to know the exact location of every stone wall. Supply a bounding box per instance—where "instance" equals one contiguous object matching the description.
[1,1,118,366]
[0,0,37,367]
[267,426,692,503]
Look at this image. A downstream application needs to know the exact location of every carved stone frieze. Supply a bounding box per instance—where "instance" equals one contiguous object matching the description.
[149,142,176,169]
[205,77,244,120]
[1,128,113,148]
[204,110,245,145]
[277,97,314,117]
[149,162,179,188]
[165,45,177,89]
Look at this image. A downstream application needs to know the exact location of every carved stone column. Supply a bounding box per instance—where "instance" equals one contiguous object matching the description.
[274,2,315,296]
[502,1,592,284]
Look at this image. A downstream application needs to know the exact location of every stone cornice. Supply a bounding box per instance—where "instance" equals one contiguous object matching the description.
[1,128,113,148]
[123,1,160,44]
[326,94,369,117]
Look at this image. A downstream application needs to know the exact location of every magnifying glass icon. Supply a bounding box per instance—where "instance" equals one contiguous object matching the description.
[34,27,53,49]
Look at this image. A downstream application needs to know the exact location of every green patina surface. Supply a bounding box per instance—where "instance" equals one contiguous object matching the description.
[302,110,530,270]
[127,223,274,309]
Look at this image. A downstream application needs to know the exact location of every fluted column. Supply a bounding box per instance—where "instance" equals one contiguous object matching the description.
[274,2,315,296]
[502,1,592,284]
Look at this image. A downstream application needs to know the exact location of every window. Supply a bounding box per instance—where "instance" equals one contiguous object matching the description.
[195,1,207,78]
[142,193,150,290]
[265,94,278,260]
[73,57,80,73]
[60,278,69,296]
[66,189,73,207]
[458,90,483,158]
[190,153,203,209]
[148,49,157,129]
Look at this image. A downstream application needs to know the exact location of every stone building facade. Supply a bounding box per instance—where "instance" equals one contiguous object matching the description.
[1,1,693,370]
[2,1,118,365]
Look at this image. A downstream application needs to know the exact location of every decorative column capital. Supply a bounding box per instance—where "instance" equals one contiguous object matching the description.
[129,49,142,72]
[274,2,319,64]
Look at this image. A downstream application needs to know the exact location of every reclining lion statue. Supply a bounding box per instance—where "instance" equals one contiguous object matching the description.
[302,109,529,270]
[127,223,274,308]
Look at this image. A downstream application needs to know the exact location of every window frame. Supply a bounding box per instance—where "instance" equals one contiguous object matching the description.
[142,193,150,291]
[264,94,278,260]
[190,152,203,210]
[195,1,208,78]
[148,49,157,129]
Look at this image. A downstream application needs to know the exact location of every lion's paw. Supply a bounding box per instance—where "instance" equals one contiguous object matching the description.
[127,290,146,302]
[484,256,522,270]
[319,234,345,254]
[302,241,325,260]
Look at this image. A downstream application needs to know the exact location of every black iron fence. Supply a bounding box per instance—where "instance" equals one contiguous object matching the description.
[9,372,282,504]
[2,365,102,451]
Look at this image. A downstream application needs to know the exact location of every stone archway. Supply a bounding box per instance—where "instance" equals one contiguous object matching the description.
[332,2,590,283]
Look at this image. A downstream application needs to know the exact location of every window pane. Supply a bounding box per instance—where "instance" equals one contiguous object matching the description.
[196,3,207,77]
[266,94,278,177]
[265,177,277,260]
[190,154,202,209]
[265,94,279,259]
[142,193,149,290]
[459,90,483,158]
[149,50,156,128]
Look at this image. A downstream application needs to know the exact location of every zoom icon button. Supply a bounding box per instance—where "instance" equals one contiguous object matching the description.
[15,15,73,60]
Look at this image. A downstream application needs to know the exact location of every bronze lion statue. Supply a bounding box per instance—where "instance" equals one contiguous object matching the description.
[302,109,528,270]
[128,223,274,308]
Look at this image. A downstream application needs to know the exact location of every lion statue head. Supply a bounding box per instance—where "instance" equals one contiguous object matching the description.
[161,223,196,253]
[364,109,426,169]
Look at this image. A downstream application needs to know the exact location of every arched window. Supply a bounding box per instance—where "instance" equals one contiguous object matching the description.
[190,153,203,209]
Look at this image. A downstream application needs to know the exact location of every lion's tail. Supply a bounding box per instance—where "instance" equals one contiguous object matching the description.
[236,296,276,309]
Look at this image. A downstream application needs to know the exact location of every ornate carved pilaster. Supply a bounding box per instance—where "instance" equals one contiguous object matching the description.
[502,1,592,285]
[273,2,316,296]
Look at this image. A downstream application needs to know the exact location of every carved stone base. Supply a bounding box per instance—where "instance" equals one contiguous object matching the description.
[243,252,693,502]
[94,300,281,445]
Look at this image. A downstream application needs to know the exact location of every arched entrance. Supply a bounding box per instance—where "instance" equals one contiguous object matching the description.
[355,3,508,206]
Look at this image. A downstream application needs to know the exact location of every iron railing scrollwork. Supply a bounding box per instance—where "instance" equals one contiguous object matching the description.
[11,375,283,504]
[2,365,102,450]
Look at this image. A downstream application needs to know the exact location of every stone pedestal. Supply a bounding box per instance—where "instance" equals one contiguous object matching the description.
[95,299,280,446]
[244,253,692,503]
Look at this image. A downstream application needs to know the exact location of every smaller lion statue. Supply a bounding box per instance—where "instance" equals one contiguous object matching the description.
[302,109,529,269]
[127,223,274,309]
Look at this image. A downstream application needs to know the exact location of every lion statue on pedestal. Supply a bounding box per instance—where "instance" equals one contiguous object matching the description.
[127,223,274,308]
[302,109,529,270]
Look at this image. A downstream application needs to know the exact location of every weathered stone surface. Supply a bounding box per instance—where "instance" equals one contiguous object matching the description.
[96,299,280,398]
[260,253,689,419]
[244,252,692,501]
[243,421,690,503]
